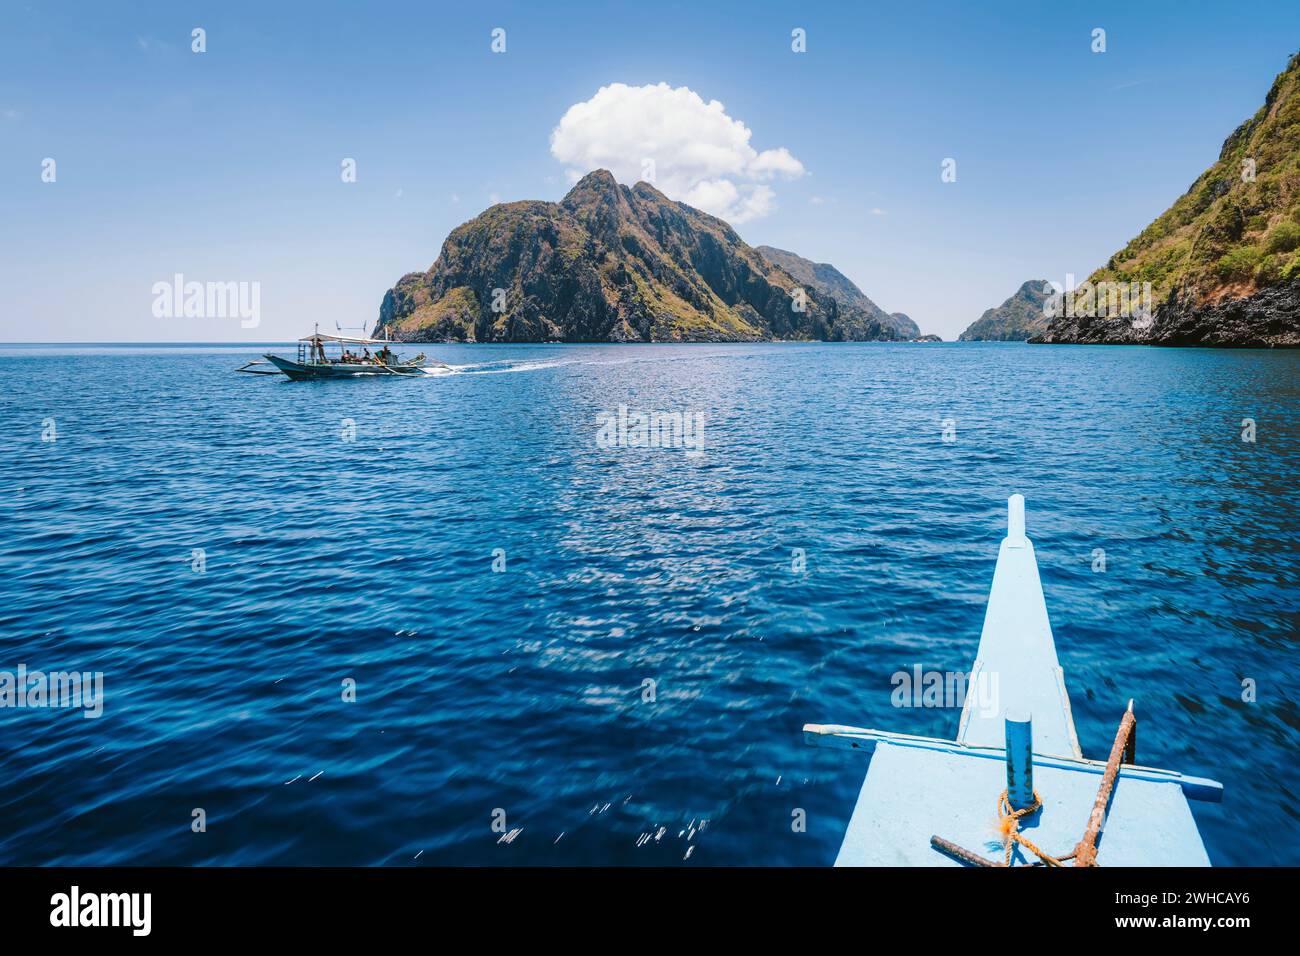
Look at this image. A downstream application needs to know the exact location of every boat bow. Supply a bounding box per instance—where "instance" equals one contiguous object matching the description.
[805,495,1221,867]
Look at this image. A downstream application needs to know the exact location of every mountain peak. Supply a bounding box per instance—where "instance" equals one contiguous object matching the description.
[630,179,670,202]
[563,169,620,202]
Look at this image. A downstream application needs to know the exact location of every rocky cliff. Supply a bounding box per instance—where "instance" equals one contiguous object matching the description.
[375,170,909,343]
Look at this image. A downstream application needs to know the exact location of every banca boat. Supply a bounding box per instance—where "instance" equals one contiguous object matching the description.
[804,494,1222,866]
[238,329,447,380]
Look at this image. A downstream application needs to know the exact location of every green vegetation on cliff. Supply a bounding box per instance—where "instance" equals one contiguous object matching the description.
[376,171,910,343]
[1099,55,1300,292]
[1040,52,1300,346]
[959,280,1052,341]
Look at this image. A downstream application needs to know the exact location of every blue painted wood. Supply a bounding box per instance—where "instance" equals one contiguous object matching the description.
[956,495,1081,758]
[1004,711,1034,810]
[802,724,1223,802]
[806,495,1218,866]
[833,744,1211,866]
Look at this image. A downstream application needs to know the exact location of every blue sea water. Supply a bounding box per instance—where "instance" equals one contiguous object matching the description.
[0,341,1296,866]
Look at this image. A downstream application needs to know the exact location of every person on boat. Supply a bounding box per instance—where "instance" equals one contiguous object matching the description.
[362,347,372,363]
[378,345,392,365]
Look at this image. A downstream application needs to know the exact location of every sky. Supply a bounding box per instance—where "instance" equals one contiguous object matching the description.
[2,0,1298,342]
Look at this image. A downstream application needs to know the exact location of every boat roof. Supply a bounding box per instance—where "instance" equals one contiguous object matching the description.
[805,495,1218,866]
[298,331,389,345]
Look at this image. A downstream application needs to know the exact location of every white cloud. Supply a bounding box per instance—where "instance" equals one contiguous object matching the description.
[749,147,803,180]
[549,82,805,223]
[870,207,887,216]
[684,180,776,222]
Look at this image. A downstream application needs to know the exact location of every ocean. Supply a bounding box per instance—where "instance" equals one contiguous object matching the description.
[0,341,1296,865]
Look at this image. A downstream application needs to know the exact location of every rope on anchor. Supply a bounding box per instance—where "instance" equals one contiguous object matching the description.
[930,700,1137,868]
[996,789,1073,867]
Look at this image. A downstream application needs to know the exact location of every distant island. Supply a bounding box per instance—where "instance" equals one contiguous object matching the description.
[373,170,921,343]
[1036,52,1300,347]
[958,280,1052,341]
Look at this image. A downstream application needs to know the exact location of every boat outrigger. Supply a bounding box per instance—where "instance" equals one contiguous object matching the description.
[237,328,447,380]
[805,495,1222,866]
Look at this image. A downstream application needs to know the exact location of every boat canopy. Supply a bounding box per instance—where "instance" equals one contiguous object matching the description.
[298,331,389,345]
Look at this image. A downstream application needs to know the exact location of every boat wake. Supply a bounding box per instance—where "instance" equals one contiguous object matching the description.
[437,358,581,375]
[437,353,686,375]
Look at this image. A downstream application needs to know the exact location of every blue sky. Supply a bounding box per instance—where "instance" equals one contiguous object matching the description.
[2,0,1297,341]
